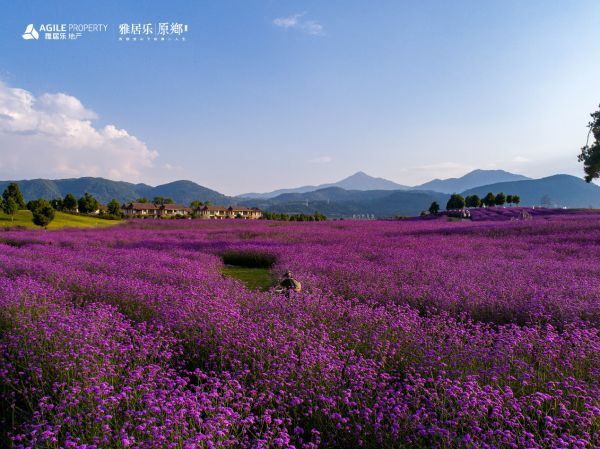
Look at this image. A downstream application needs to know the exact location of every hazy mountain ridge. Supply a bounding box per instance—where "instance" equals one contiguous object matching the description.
[238,187,450,218]
[462,174,600,208]
[2,171,599,218]
[239,174,600,217]
[240,169,530,198]
[239,171,409,199]
[412,169,531,193]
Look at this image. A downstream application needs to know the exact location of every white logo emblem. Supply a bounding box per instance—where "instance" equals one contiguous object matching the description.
[22,24,39,40]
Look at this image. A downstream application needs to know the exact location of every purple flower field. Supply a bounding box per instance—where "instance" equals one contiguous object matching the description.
[1,212,599,448]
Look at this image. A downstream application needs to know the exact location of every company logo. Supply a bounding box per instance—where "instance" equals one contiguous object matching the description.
[118,22,189,42]
[22,24,39,40]
[19,21,187,43]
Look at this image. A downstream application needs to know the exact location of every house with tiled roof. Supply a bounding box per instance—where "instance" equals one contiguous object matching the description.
[159,203,192,216]
[121,202,192,217]
[196,205,262,220]
[121,202,161,217]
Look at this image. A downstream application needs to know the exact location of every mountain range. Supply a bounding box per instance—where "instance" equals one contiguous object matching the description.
[239,171,409,199]
[239,169,527,198]
[237,187,450,218]
[0,177,231,206]
[462,174,600,209]
[1,170,599,218]
[412,169,531,193]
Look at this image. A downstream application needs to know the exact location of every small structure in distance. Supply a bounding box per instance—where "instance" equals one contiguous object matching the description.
[196,205,262,219]
[121,202,262,219]
[121,202,192,217]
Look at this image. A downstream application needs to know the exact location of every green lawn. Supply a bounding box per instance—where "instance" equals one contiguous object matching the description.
[221,266,274,291]
[0,210,122,229]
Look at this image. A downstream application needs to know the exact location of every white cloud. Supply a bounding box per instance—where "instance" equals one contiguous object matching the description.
[273,13,323,35]
[0,81,158,182]
[309,156,332,164]
[273,15,300,29]
[512,156,530,163]
[37,92,97,120]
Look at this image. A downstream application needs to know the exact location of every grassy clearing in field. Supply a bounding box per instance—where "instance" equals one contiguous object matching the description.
[0,210,122,229]
[221,266,273,291]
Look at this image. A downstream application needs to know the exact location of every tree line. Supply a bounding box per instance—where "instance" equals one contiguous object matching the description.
[427,192,521,215]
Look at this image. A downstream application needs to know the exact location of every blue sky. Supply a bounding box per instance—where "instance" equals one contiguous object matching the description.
[0,0,599,194]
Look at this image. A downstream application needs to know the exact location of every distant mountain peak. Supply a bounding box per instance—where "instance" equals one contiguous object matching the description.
[239,171,409,199]
[343,171,385,181]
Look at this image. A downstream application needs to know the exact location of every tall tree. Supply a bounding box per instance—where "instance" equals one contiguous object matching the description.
[446,194,465,210]
[578,104,600,182]
[512,195,521,206]
[107,199,121,216]
[63,193,78,212]
[2,182,25,209]
[506,195,514,205]
[494,192,506,206]
[428,201,440,214]
[78,193,100,214]
[465,195,481,208]
[483,192,496,207]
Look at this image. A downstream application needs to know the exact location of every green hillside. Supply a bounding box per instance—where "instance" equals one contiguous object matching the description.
[0,177,230,205]
[0,210,122,229]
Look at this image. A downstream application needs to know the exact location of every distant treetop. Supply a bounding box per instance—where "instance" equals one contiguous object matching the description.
[578,103,600,182]
[2,182,25,209]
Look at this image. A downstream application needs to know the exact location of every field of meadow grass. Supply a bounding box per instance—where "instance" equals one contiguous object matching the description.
[0,210,122,229]
[0,210,599,448]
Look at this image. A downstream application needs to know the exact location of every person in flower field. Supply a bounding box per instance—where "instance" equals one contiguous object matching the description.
[279,270,302,296]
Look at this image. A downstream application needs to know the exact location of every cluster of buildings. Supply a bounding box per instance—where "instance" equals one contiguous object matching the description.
[121,202,262,219]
